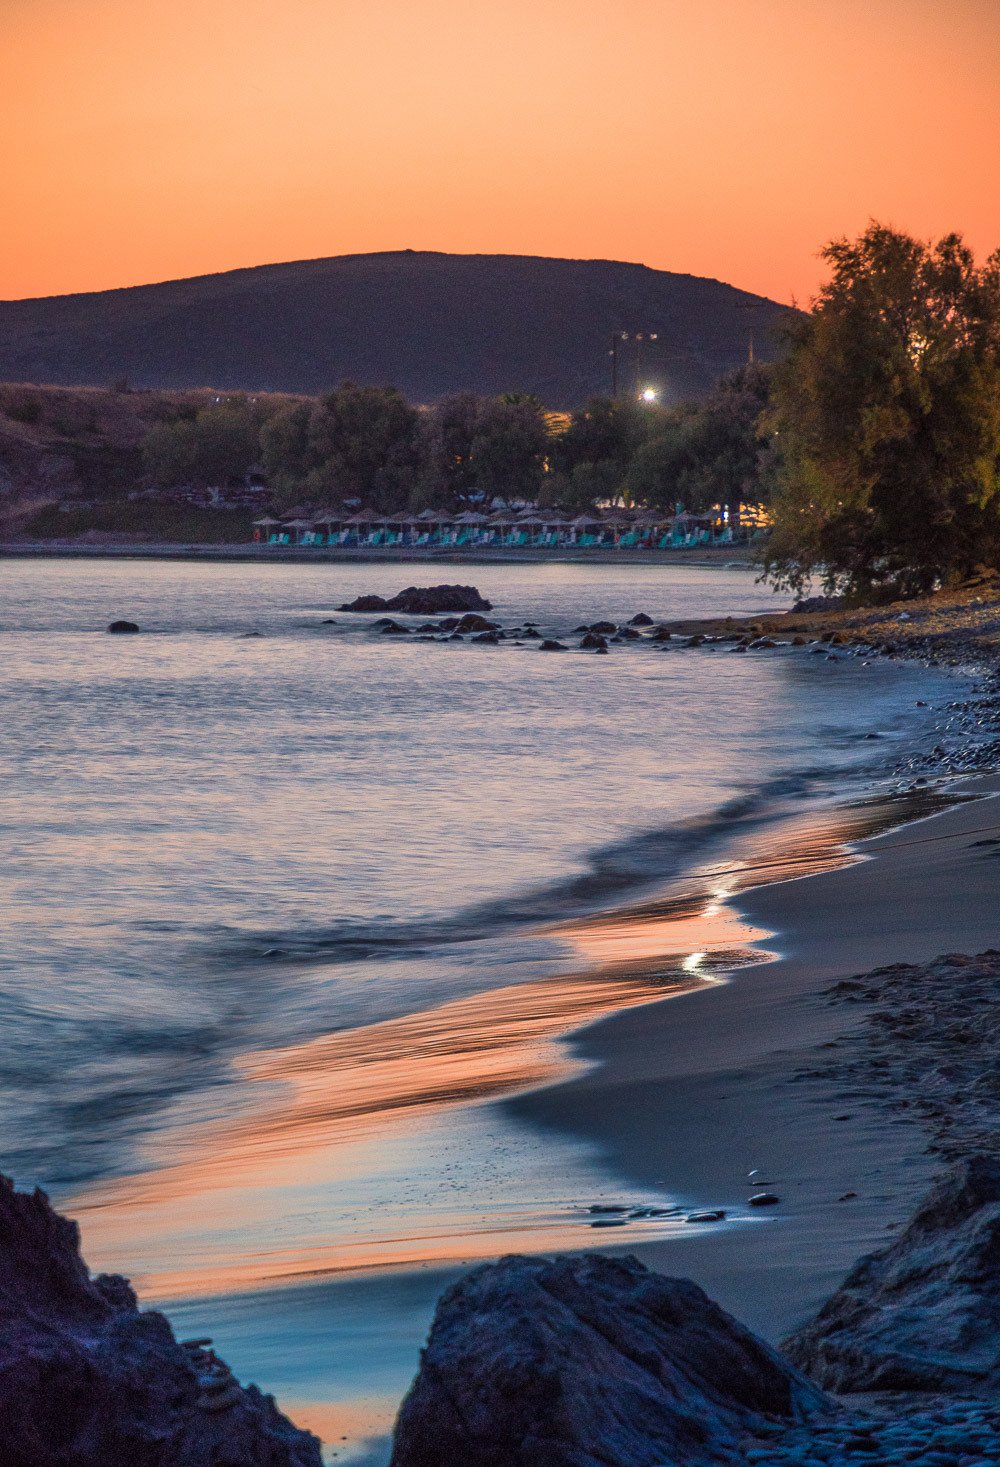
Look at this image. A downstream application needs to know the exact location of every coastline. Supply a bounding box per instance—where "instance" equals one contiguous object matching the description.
[0,539,756,568]
[13,560,1000,1464]
[513,774,1000,1344]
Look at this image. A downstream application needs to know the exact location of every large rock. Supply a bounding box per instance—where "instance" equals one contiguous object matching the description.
[339,585,492,614]
[389,1252,829,1467]
[0,1175,321,1467]
[784,1155,1000,1393]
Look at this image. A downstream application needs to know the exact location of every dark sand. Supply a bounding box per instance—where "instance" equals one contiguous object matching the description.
[513,776,1000,1343]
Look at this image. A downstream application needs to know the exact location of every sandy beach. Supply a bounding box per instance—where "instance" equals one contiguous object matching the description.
[516,775,1000,1344]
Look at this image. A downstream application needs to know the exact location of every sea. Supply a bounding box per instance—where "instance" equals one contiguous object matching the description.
[0,557,970,1462]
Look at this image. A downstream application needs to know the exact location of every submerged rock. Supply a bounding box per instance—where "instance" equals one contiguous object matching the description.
[106,619,139,633]
[0,1175,321,1467]
[389,1252,829,1467]
[339,585,492,614]
[784,1155,1000,1393]
[454,613,499,633]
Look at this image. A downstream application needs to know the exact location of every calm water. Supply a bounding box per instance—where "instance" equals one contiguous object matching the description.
[0,558,965,1462]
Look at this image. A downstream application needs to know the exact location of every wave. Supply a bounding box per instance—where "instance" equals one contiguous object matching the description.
[215,768,839,969]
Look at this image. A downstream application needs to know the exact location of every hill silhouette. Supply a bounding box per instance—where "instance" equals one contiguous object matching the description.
[0,251,794,408]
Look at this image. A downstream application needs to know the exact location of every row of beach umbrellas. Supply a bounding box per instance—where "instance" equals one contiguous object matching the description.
[254,508,718,530]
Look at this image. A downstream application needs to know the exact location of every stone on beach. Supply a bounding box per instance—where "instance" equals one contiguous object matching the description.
[0,1174,321,1467]
[784,1155,1000,1394]
[388,1252,829,1467]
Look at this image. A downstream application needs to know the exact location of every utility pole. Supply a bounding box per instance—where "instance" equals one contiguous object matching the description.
[633,332,658,395]
[610,331,659,399]
[738,301,764,365]
[609,332,624,397]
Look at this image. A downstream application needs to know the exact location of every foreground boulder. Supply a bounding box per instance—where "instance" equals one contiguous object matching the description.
[389,1253,828,1467]
[0,1175,321,1467]
[784,1155,1000,1393]
[339,585,492,613]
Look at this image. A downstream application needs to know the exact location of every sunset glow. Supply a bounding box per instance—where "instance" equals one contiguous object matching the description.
[3,0,998,303]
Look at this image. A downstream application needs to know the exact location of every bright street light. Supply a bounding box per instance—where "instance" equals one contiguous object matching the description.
[640,387,658,403]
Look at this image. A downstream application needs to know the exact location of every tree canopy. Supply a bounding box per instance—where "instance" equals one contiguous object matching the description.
[141,399,260,489]
[762,223,1000,600]
[140,372,777,519]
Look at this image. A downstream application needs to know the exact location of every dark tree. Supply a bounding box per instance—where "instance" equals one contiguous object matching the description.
[550,397,653,482]
[141,399,260,489]
[466,397,549,500]
[624,365,774,515]
[415,393,486,507]
[763,224,1000,600]
[305,382,420,509]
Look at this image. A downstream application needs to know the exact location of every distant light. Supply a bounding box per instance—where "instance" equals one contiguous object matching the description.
[640,387,658,403]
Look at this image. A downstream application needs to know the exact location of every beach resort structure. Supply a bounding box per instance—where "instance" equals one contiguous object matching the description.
[252,505,767,550]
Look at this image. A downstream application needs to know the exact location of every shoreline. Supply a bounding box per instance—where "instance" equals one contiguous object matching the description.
[0,539,756,568]
[512,773,1000,1344]
[16,566,1000,1464]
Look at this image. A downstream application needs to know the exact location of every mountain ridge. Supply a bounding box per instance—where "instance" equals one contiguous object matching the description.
[0,250,796,408]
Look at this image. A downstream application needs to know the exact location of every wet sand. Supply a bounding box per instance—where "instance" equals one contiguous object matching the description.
[515,775,1000,1343]
[67,793,934,1299]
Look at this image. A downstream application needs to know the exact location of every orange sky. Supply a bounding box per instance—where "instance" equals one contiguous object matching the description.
[3,0,998,304]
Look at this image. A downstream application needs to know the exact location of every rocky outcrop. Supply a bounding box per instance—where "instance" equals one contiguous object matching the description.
[791,594,846,613]
[0,1175,321,1467]
[389,1252,829,1467]
[339,585,492,613]
[784,1155,1000,1394]
[107,619,139,633]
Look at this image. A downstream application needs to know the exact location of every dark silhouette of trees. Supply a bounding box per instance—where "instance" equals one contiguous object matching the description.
[414,393,484,507]
[763,224,1000,599]
[624,365,774,516]
[142,399,259,489]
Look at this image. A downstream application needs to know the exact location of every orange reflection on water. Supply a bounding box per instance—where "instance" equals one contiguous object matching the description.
[71,957,713,1296]
[280,1397,398,1454]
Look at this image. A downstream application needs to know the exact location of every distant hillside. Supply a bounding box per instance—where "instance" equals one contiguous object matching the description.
[0,251,794,409]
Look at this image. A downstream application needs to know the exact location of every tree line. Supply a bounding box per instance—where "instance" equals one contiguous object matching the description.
[140,222,1000,602]
[140,371,776,520]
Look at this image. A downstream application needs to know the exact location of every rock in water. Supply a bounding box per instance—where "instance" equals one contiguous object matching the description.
[107,619,139,633]
[784,1155,1000,1393]
[0,1175,321,1467]
[389,1252,829,1467]
[339,585,492,613]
